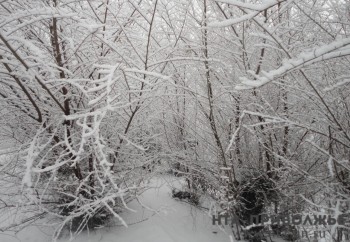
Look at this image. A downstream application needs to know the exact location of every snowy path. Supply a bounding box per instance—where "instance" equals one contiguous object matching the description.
[0,176,232,242]
[61,176,232,242]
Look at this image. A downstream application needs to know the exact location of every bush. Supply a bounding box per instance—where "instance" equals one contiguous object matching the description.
[235,175,277,225]
[234,174,278,240]
[172,189,200,205]
[56,195,114,234]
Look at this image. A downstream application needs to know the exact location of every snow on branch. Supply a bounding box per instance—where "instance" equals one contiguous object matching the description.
[236,38,350,90]
[0,7,75,29]
[22,123,57,188]
[213,0,286,11]
[209,0,289,27]
[118,133,147,152]
[124,68,171,80]
[324,76,350,92]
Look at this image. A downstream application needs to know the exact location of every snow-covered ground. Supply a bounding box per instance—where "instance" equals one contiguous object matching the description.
[0,176,233,242]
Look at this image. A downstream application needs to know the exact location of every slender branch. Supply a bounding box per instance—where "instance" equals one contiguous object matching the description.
[0,33,67,114]
[0,55,42,122]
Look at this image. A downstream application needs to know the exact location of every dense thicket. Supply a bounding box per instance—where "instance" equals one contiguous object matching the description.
[0,0,349,240]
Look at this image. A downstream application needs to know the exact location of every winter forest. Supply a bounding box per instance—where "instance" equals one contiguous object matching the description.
[0,0,349,241]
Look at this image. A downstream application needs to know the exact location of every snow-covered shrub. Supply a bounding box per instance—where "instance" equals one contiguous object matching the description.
[172,188,200,206]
